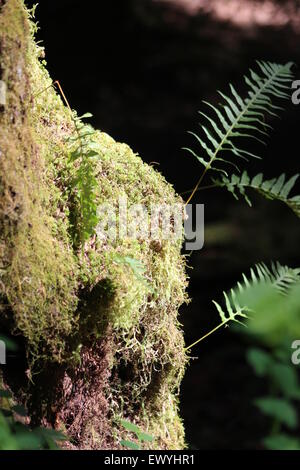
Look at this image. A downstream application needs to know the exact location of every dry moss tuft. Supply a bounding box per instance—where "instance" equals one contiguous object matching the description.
[0,0,189,449]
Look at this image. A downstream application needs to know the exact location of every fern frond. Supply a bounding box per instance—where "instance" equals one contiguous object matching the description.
[67,112,101,248]
[212,262,300,334]
[214,171,300,217]
[185,289,250,351]
[270,263,300,295]
[185,262,300,351]
[184,61,293,178]
[236,262,300,297]
[218,262,300,322]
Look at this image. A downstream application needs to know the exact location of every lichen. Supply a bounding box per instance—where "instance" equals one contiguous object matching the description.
[0,0,189,449]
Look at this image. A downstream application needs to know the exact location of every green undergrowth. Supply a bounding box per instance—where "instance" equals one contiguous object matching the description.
[0,0,188,449]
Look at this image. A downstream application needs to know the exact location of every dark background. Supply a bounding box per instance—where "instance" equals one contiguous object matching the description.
[28,0,300,449]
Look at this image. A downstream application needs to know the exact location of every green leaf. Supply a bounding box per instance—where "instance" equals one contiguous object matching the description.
[235,262,300,298]
[35,427,68,441]
[120,419,141,434]
[263,433,300,450]
[255,397,298,429]
[14,432,42,450]
[269,363,300,400]
[212,289,250,326]
[0,408,12,417]
[137,431,154,442]
[247,348,273,376]
[69,148,81,162]
[76,112,93,120]
[0,335,18,351]
[214,172,300,218]
[0,413,18,449]
[85,150,99,158]
[120,440,140,450]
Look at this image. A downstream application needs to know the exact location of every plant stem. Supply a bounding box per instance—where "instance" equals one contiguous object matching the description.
[185,319,229,351]
[184,170,207,206]
[181,183,218,196]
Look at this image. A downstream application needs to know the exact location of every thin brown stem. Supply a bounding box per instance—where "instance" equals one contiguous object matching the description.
[53,80,72,113]
[181,183,218,196]
[54,81,85,248]
[184,169,207,206]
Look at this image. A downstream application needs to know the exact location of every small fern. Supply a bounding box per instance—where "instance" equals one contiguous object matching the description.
[214,171,300,217]
[185,290,250,351]
[184,61,294,203]
[49,82,100,249]
[67,112,101,248]
[212,290,250,327]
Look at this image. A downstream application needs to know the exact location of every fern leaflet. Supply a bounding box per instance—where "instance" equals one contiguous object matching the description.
[214,171,300,217]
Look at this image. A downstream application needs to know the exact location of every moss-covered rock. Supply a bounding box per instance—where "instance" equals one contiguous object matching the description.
[0,0,188,449]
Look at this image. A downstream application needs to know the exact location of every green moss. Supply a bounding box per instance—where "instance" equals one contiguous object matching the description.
[0,0,189,449]
[0,0,79,364]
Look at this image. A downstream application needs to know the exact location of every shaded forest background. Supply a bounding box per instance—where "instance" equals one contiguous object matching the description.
[27,0,300,449]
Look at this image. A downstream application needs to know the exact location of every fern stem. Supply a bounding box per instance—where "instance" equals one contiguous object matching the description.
[184,319,230,351]
[54,81,72,113]
[32,82,54,100]
[184,171,207,205]
[181,183,218,196]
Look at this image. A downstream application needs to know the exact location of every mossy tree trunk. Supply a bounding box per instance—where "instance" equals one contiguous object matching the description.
[0,0,188,449]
